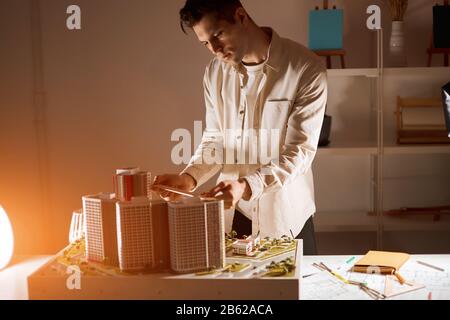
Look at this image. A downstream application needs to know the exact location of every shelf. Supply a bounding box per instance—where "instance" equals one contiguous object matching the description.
[383,215,450,232]
[317,141,450,156]
[314,211,450,233]
[317,141,377,156]
[383,143,450,155]
[383,67,450,77]
[327,67,450,78]
[327,68,378,78]
[317,66,450,249]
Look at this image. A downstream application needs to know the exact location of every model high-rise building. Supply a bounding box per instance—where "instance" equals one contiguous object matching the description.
[81,168,230,274]
[82,193,119,266]
[168,199,225,274]
[150,200,171,270]
[113,167,152,202]
[116,196,155,271]
[69,209,85,243]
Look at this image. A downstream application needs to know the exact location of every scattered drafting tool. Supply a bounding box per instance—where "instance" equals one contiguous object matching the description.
[384,275,425,298]
[313,262,349,284]
[348,279,386,300]
[152,185,216,201]
[416,260,445,272]
[313,262,385,300]
[152,185,196,198]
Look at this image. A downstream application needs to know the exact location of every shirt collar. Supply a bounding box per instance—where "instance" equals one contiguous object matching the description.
[232,27,281,74]
[262,27,280,73]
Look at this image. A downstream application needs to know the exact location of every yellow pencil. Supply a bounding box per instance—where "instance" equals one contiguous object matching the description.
[331,271,349,284]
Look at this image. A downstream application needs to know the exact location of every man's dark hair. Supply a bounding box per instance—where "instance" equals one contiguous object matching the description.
[179,0,243,34]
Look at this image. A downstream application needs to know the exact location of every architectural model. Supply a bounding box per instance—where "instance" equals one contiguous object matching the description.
[82,167,156,271]
[113,167,152,201]
[150,199,171,270]
[232,235,261,256]
[168,199,226,274]
[82,193,119,266]
[80,167,227,274]
[69,209,84,243]
[76,167,298,278]
[116,196,155,271]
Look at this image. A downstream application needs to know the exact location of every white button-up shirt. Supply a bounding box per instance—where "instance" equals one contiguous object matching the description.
[182,28,328,238]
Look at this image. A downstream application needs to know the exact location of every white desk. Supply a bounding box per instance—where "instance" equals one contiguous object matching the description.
[1,254,449,300]
[0,256,52,300]
[302,255,450,300]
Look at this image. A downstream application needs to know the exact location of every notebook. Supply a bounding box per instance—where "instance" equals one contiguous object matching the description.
[352,251,410,284]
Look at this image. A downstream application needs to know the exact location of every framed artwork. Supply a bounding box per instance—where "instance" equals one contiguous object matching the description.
[433,5,450,48]
[308,9,344,50]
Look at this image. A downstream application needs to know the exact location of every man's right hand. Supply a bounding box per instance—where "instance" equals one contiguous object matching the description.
[151,173,197,202]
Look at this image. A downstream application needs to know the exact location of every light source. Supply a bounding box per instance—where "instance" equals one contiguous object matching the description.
[0,205,14,270]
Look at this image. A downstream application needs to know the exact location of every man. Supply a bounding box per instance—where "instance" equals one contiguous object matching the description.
[153,0,327,255]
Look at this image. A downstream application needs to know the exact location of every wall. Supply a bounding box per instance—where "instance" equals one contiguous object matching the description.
[0,0,46,253]
[0,0,442,254]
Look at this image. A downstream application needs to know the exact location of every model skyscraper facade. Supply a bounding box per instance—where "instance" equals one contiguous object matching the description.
[116,196,155,271]
[82,193,119,266]
[168,199,226,274]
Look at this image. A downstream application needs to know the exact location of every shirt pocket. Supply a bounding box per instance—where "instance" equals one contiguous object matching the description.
[261,100,292,132]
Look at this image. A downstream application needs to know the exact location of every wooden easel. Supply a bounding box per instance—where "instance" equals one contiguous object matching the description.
[313,0,346,69]
[427,0,450,67]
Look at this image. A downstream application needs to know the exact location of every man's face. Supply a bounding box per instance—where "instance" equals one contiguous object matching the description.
[192,10,248,65]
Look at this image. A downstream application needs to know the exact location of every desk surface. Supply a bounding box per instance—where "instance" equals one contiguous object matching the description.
[0,255,52,300]
[1,254,449,300]
[302,254,450,300]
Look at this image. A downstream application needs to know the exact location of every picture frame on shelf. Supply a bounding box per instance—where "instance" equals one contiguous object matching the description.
[427,0,450,67]
[308,0,345,69]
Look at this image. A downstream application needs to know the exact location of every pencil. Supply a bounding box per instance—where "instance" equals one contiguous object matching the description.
[394,271,406,285]
[331,271,349,284]
[346,256,356,264]
[417,260,445,272]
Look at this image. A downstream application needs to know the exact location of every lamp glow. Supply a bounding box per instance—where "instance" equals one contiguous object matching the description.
[0,205,14,270]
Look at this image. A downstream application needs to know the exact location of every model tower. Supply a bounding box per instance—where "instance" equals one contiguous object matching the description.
[150,200,171,270]
[168,199,225,274]
[116,196,155,271]
[113,167,152,201]
[82,193,119,266]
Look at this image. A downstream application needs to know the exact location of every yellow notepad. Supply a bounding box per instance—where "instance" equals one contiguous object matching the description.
[352,251,410,284]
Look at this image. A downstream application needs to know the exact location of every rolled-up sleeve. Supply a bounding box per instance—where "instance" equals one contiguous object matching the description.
[243,65,328,201]
[181,66,224,189]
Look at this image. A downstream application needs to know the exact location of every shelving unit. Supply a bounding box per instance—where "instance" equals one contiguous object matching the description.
[314,65,450,253]
[315,211,450,233]
[383,143,450,155]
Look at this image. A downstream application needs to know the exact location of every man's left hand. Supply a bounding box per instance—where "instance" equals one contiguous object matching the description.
[202,179,252,209]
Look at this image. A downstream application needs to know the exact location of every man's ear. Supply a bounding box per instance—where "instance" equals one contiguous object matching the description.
[234,7,248,25]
